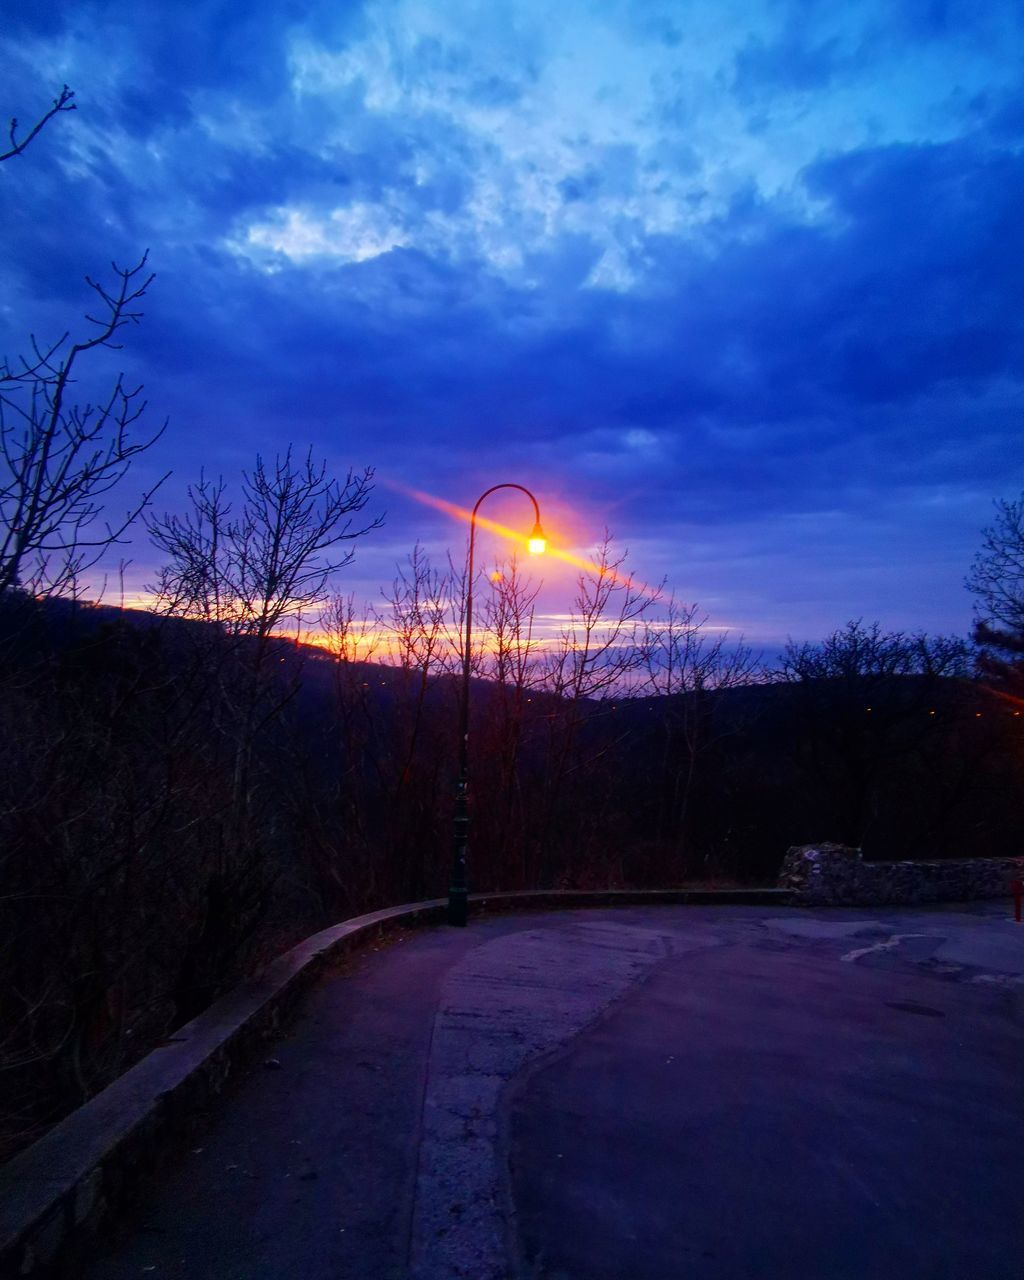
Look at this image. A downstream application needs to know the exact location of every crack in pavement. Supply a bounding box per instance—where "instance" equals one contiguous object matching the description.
[840,933,935,964]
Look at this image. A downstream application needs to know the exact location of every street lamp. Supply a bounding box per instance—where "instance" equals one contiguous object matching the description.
[448,483,546,926]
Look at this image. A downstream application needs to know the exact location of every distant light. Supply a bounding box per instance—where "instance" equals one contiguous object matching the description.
[528,519,547,556]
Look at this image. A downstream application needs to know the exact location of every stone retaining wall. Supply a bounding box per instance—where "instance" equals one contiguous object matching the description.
[778,843,1024,906]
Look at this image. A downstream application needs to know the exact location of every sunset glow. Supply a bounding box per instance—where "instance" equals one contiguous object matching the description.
[2,1,1020,642]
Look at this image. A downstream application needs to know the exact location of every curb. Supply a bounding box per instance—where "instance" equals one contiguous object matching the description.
[0,887,787,1276]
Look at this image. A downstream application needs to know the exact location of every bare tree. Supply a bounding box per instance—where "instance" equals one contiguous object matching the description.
[377,543,459,676]
[289,592,384,912]
[780,620,969,685]
[0,84,75,164]
[641,598,761,874]
[321,590,380,664]
[1,257,166,595]
[2,86,164,597]
[371,546,460,896]
[480,554,543,689]
[644,597,759,697]
[966,495,1024,635]
[778,620,972,848]
[542,533,659,701]
[533,535,661,884]
[147,451,382,829]
[473,555,545,885]
[965,494,1024,699]
[148,448,380,636]
[0,83,182,1148]
[146,451,381,1022]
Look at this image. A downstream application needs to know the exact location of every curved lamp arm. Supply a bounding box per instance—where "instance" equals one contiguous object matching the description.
[463,483,545,749]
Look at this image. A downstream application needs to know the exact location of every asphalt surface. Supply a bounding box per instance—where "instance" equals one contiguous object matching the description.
[81,903,1024,1279]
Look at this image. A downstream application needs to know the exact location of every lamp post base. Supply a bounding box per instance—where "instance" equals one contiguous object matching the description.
[449,769,470,927]
[447,886,468,927]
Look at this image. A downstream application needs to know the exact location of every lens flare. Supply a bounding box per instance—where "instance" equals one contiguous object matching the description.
[385,479,659,601]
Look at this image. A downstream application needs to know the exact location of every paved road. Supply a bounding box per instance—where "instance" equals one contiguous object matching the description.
[82,904,1024,1279]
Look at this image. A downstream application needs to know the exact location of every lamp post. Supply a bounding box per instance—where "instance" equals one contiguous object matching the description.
[448,483,546,926]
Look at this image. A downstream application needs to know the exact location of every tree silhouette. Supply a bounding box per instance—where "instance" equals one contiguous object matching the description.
[966,495,1024,703]
[1,85,165,597]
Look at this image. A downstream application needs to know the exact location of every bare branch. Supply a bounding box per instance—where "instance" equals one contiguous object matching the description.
[966,495,1024,637]
[1,255,166,597]
[148,450,382,637]
[1,85,76,164]
[542,532,662,701]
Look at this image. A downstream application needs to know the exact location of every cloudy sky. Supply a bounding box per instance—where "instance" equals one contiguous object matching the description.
[1,0,1022,645]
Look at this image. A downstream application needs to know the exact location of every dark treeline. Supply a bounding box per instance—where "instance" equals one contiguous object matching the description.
[2,570,1022,1161]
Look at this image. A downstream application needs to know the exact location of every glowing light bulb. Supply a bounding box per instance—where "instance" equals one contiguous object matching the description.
[528,520,547,555]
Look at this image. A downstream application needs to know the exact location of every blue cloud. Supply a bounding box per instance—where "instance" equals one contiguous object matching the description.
[2,0,1022,642]
[733,32,854,98]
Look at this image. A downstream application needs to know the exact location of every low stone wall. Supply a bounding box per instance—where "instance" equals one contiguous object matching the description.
[778,843,1024,907]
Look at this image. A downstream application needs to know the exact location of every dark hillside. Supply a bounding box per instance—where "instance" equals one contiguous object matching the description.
[1,597,1021,1164]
